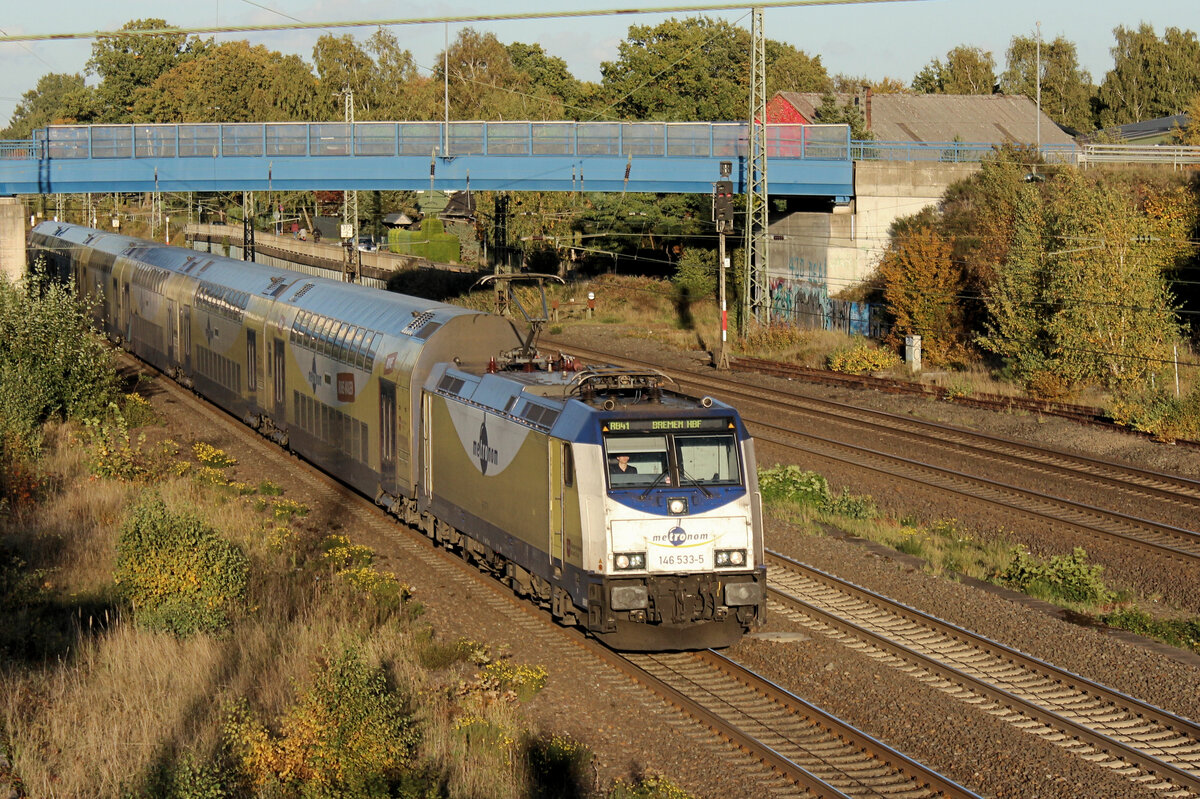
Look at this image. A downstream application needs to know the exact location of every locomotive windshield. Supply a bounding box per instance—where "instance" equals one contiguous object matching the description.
[605,431,740,490]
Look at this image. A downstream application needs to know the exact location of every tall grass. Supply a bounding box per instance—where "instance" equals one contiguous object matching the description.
[1,407,695,797]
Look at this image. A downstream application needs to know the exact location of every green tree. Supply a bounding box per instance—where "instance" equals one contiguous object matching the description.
[765,41,832,97]
[831,74,909,94]
[86,18,209,122]
[432,27,530,120]
[313,30,436,121]
[602,16,828,121]
[877,227,964,365]
[1043,170,1180,390]
[508,42,587,118]
[912,45,996,94]
[133,40,319,122]
[812,92,871,139]
[1,73,98,139]
[602,17,744,121]
[367,29,436,120]
[1096,24,1200,127]
[977,184,1052,381]
[1174,94,1200,144]
[1001,33,1094,133]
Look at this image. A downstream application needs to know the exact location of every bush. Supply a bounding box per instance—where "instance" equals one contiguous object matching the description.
[1001,547,1113,606]
[1100,607,1200,653]
[114,494,248,636]
[757,465,876,518]
[83,403,147,480]
[827,339,901,374]
[224,645,418,795]
[672,248,716,300]
[0,273,120,457]
[1108,384,1200,441]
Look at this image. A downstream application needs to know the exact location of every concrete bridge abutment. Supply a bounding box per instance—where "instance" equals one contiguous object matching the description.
[0,197,27,282]
[766,161,980,324]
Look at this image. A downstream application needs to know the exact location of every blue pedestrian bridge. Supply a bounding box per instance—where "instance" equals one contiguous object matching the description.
[0,121,857,198]
[0,120,1072,200]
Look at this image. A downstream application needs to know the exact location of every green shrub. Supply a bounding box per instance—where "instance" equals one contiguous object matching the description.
[826,339,901,374]
[1001,547,1113,606]
[0,273,120,457]
[114,494,248,636]
[1108,384,1200,441]
[83,403,147,480]
[672,248,716,300]
[758,465,876,519]
[758,465,830,506]
[224,646,418,795]
[1100,607,1200,653]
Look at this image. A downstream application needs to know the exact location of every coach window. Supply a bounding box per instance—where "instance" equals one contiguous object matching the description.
[336,324,353,362]
[350,328,367,368]
[318,317,337,356]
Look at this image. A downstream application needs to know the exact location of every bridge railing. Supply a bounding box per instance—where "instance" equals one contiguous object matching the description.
[852,140,1080,164]
[30,121,854,161]
[1078,143,1200,168]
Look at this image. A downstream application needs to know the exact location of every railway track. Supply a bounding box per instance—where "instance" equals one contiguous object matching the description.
[132,355,971,798]
[765,550,1200,796]
[732,357,1113,430]
[551,343,1200,566]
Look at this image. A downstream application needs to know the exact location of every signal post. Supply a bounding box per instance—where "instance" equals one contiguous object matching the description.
[713,162,734,370]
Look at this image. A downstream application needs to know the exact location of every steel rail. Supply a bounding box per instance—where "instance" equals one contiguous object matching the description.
[765,551,1200,794]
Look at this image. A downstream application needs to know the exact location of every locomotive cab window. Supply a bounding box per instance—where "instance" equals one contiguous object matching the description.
[605,435,669,488]
[604,429,740,490]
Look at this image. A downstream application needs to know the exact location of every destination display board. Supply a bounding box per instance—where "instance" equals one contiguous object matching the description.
[604,417,732,433]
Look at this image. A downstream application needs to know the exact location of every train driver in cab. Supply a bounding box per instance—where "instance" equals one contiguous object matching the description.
[611,454,637,474]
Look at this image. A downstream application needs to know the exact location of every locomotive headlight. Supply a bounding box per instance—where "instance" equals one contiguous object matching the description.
[667,497,688,515]
[715,549,747,567]
[614,552,645,571]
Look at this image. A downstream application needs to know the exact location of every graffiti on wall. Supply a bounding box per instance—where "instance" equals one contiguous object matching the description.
[768,255,874,335]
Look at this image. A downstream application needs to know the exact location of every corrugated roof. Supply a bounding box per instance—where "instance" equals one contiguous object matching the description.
[1094,114,1189,142]
[774,92,1077,146]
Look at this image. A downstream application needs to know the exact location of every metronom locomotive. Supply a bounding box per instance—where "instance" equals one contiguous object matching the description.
[29,222,765,650]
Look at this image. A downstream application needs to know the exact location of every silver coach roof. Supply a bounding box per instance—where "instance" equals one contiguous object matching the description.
[34,222,483,335]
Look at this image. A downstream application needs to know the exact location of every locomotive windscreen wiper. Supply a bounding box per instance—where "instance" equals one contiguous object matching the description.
[638,470,670,499]
[678,467,714,498]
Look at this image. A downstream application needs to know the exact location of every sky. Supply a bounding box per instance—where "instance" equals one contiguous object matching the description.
[1,0,1198,128]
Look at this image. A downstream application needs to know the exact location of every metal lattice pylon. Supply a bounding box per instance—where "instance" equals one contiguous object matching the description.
[743,7,770,327]
[342,88,359,243]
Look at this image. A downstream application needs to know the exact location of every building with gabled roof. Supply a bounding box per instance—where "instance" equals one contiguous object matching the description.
[768,91,1076,147]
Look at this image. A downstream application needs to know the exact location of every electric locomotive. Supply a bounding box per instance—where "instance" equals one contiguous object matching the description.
[28,222,765,650]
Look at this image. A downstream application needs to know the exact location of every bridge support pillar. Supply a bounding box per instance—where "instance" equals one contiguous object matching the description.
[0,197,27,283]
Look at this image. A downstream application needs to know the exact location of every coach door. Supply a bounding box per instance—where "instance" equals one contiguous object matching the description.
[166,300,177,363]
[180,305,192,371]
[272,339,286,419]
[379,380,397,488]
[549,440,570,577]
[121,282,130,341]
[246,330,258,402]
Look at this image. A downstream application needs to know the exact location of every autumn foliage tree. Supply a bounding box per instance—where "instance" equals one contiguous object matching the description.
[877,227,964,365]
